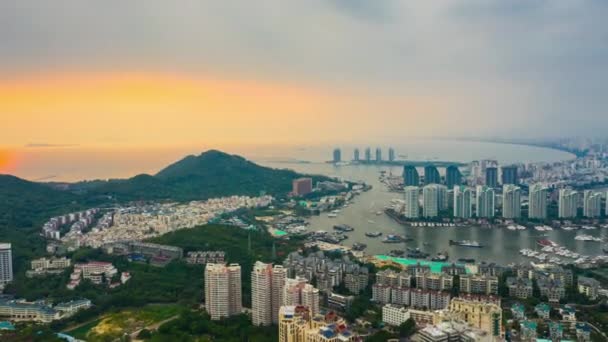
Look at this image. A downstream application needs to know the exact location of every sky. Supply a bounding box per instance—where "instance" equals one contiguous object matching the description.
[0,1,607,178]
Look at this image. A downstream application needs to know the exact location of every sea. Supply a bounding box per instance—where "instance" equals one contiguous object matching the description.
[8,138,607,264]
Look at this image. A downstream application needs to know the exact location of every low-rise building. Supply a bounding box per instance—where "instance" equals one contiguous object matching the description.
[0,300,60,323]
[382,304,411,327]
[27,257,71,277]
[510,303,526,320]
[459,274,498,295]
[326,293,354,311]
[537,277,565,303]
[534,303,551,319]
[575,322,591,341]
[559,305,576,321]
[577,276,600,300]
[549,322,563,341]
[54,299,92,317]
[506,277,533,299]
[519,321,537,341]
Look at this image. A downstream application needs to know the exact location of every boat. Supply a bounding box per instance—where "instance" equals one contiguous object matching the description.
[365,231,383,238]
[574,234,602,242]
[327,213,338,218]
[406,248,429,259]
[458,258,475,263]
[537,239,558,247]
[367,220,375,224]
[389,250,405,257]
[382,234,409,243]
[449,240,484,248]
[352,242,367,251]
[431,252,449,262]
[376,211,383,215]
[333,224,354,232]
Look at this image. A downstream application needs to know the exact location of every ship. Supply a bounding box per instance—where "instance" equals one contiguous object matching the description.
[352,242,367,251]
[431,252,449,262]
[449,240,483,248]
[537,239,558,247]
[406,248,429,259]
[603,245,608,254]
[382,234,410,243]
[333,224,354,232]
[365,231,383,238]
[458,258,476,263]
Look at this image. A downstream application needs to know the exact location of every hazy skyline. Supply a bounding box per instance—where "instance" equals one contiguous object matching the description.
[2,1,607,148]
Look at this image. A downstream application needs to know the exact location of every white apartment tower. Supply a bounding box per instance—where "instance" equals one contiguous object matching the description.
[204,263,242,320]
[283,277,320,316]
[502,185,522,219]
[453,186,473,218]
[251,261,287,326]
[528,183,548,219]
[559,189,578,219]
[403,186,420,218]
[0,243,13,285]
[423,184,439,218]
[583,190,602,218]
[475,186,495,218]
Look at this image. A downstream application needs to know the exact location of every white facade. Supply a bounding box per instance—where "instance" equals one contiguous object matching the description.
[423,185,439,218]
[205,263,242,320]
[0,243,13,285]
[558,189,578,219]
[453,186,473,218]
[382,304,411,327]
[403,186,420,218]
[475,186,495,218]
[502,185,521,219]
[251,262,287,326]
[529,183,548,219]
[583,190,602,218]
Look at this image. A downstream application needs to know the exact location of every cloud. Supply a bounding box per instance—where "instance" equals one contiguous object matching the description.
[0,0,607,140]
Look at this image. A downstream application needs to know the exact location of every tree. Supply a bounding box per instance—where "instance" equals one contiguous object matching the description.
[137,329,152,339]
[399,318,416,337]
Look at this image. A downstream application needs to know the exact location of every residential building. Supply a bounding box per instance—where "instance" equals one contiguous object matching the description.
[501,165,518,185]
[423,185,440,218]
[475,186,495,218]
[326,293,354,311]
[388,148,395,162]
[506,277,533,299]
[485,167,498,188]
[453,186,473,219]
[27,257,71,277]
[353,149,360,162]
[583,190,602,218]
[511,303,526,320]
[293,178,313,197]
[575,322,591,341]
[0,299,60,323]
[425,165,441,185]
[558,188,578,219]
[403,186,420,218]
[364,148,371,162]
[375,147,382,162]
[528,183,548,219]
[534,303,551,319]
[445,165,462,189]
[502,185,521,219]
[448,297,502,338]
[403,165,420,186]
[382,304,410,327]
[278,305,310,342]
[0,243,13,285]
[537,277,565,303]
[332,148,341,163]
[416,273,453,291]
[459,275,498,295]
[577,276,600,300]
[252,262,278,326]
[520,321,537,341]
[204,263,242,320]
[549,322,563,341]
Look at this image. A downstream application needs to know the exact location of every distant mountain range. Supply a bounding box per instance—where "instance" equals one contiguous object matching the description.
[0,150,328,230]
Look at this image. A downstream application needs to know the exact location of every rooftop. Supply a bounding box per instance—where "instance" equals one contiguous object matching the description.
[375,255,469,274]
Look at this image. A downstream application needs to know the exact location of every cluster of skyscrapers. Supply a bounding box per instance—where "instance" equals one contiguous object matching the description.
[332,147,396,163]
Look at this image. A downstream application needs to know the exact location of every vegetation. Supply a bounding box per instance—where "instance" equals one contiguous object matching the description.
[82,150,329,202]
[398,319,416,337]
[149,310,277,342]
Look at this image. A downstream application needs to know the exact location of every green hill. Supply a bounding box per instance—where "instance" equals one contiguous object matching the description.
[88,150,327,202]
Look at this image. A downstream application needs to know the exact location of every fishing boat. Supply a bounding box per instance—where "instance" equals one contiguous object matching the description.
[449,240,484,248]
[365,231,382,238]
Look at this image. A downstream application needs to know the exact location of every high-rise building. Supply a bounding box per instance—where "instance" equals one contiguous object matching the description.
[501,165,518,185]
[278,305,310,342]
[529,183,549,219]
[446,165,462,189]
[404,186,420,218]
[388,148,395,162]
[375,147,382,162]
[436,184,449,211]
[0,243,13,285]
[475,186,495,218]
[423,185,439,218]
[403,165,419,187]
[365,148,372,162]
[332,148,341,163]
[583,190,602,218]
[485,167,498,188]
[204,263,242,320]
[283,277,320,316]
[353,148,360,162]
[424,165,441,185]
[453,186,473,218]
[558,188,578,219]
[292,178,313,197]
[251,262,287,326]
[502,185,522,219]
